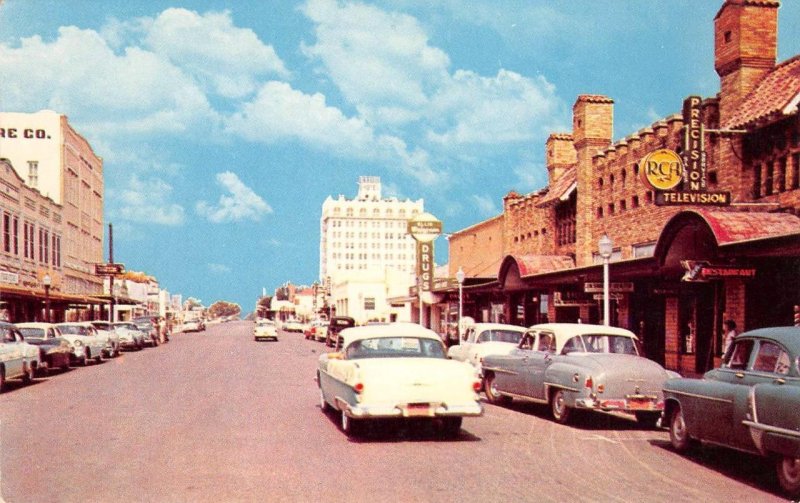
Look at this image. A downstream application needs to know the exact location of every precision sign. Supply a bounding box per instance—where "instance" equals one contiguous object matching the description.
[95,263,125,276]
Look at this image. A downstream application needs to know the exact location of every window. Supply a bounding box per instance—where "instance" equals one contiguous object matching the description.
[27,161,38,188]
[777,157,787,192]
[725,339,754,370]
[53,234,61,266]
[537,333,555,353]
[364,297,376,310]
[12,216,18,255]
[793,153,800,190]
[3,212,10,253]
[765,160,774,195]
[753,163,763,198]
[752,341,791,374]
[561,336,585,354]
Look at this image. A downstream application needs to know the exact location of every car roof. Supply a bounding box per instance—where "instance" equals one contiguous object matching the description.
[340,322,440,348]
[472,323,526,332]
[16,322,58,329]
[737,326,800,353]
[526,323,638,353]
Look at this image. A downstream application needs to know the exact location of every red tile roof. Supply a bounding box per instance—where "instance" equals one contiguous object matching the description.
[695,209,800,245]
[511,254,576,278]
[724,55,800,129]
[537,167,577,206]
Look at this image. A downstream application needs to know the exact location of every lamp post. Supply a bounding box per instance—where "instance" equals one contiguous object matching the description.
[456,267,465,341]
[598,234,613,326]
[43,273,52,323]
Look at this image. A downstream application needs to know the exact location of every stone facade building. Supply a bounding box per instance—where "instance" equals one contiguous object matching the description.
[439,0,800,375]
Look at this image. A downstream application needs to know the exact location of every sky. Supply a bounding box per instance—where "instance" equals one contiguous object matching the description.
[1,0,799,313]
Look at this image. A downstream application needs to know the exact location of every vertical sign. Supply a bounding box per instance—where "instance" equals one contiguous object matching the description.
[682,95,707,191]
[417,241,434,291]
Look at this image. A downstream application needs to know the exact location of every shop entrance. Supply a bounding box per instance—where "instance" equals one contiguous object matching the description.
[630,286,666,367]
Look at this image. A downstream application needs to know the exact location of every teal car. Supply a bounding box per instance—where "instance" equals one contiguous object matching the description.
[662,326,800,497]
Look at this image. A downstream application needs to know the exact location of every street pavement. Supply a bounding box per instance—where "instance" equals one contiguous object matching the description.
[0,321,788,502]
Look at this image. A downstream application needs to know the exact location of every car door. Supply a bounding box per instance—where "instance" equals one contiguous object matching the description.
[0,326,24,376]
[496,332,537,396]
[522,330,556,400]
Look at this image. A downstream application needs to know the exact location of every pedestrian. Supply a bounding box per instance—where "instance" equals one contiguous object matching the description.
[722,319,737,355]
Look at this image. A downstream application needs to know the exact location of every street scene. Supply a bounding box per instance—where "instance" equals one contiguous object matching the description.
[0,322,789,502]
[3,0,800,502]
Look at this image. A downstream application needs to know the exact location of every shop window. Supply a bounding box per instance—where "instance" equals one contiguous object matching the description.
[753,163,762,198]
[777,156,787,192]
[792,153,800,190]
[765,161,774,196]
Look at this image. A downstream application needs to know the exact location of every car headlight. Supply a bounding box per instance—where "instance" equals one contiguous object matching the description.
[73,340,83,347]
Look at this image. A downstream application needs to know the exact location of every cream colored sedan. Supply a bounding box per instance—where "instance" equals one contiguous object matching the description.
[317,323,483,438]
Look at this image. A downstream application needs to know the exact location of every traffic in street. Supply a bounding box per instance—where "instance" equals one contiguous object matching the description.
[0,321,788,502]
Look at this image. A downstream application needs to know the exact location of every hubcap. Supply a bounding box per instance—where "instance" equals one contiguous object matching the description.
[554,393,564,416]
[673,412,686,441]
[782,457,800,483]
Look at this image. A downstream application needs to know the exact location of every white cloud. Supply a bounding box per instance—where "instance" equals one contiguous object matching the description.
[196,171,272,223]
[208,263,232,274]
[144,8,290,99]
[108,175,185,226]
[471,194,499,216]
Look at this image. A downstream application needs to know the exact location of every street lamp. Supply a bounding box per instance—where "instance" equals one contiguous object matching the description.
[43,273,52,323]
[598,234,613,326]
[456,267,465,341]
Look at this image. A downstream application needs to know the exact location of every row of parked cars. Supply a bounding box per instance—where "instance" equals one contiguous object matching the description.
[0,316,165,391]
[315,319,800,497]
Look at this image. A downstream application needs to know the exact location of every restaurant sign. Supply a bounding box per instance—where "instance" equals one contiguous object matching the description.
[95,263,125,276]
[681,260,756,282]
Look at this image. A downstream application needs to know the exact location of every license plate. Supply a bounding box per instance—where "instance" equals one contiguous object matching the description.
[627,399,655,410]
[405,403,433,417]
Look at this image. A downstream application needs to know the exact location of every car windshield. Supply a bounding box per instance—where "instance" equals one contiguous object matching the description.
[57,325,88,336]
[114,323,137,330]
[580,334,639,355]
[345,336,446,359]
[18,327,45,339]
[477,329,523,344]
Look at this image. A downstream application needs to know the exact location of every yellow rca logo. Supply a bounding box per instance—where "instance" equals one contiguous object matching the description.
[640,149,684,190]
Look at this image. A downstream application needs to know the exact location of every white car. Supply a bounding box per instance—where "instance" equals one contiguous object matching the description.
[112,322,147,350]
[317,322,483,437]
[447,322,527,375]
[89,321,120,358]
[55,322,108,365]
[0,321,40,389]
[253,320,278,341]
[283,319,304,333]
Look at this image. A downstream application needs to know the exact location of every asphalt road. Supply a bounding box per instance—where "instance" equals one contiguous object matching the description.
[0,321,789,503]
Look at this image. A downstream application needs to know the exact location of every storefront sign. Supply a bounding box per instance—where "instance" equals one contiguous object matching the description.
[681,260,756,281]
[584,281,634,293]
[641,149,684,190]
[592,293,623,300]
[682,96,707,191]
[553,291,595,307]
[416,241,434,292]
[95,263,125,276]
[407,213,442,243]
[0,271,19,284]
[656,190,731,206]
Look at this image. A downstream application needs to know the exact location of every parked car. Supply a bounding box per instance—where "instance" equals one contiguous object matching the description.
[317,322,483,437]
[55,322,107,364]
[0,321,39,389]
[325,316,356,348]
[447,322,526,376]
[304,320,328,341]
[253,319,278,341]
[15,322,72,374]
[89,321,120,358]
[283,319,304,333]
[111,321,147,350]
[662,326,800,498]
[132,316,160,347]
[482,323,677,427]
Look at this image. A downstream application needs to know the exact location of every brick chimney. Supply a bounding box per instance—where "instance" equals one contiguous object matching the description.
[545,133,576,185]
[714,0,779,123]
[572,95,613,266]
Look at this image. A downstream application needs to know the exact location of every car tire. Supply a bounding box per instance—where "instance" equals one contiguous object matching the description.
[21,362,34,383]
[440,417,462,438]
[319,388,330,412]
[341,411,362,437]
[634,411,661,429]
[668,406,697,452]
[776,456,800,498]
[0,367,5,392]
[550,389,572,424]
[483,372,510,405]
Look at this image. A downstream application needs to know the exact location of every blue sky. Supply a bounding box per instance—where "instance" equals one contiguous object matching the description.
[2,1,799,312]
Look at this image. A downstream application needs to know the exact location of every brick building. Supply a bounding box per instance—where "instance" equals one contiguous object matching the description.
[437,0,800,375]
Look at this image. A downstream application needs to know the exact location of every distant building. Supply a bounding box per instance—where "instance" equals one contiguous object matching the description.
[319,176,422,321]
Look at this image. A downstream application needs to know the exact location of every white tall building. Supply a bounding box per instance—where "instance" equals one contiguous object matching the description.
[320,176,423,322]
